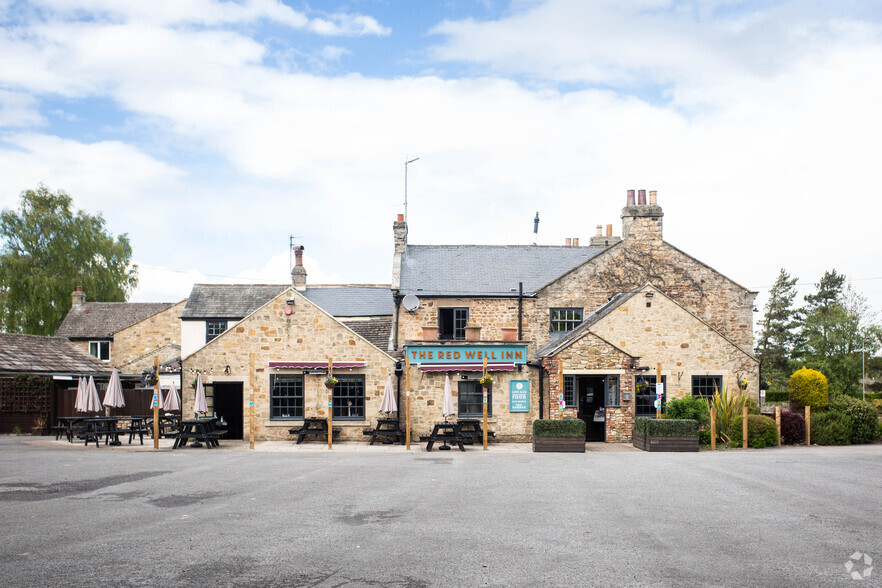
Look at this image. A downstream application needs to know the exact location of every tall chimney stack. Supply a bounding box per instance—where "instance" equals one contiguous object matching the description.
[71,286,86,309]
[291,245,307,290]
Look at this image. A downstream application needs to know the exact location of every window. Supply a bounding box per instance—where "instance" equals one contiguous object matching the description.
[458,381,491,418]
[206,320,228,343]
[270,375,304,419]
[563,375,577,408]
[333,375,365,420]
[89,341,110,361]
[636,375,666,417]
[692,375,722,399]
[606,375,620,407]
[438,307,468,340]
[550,308,583,332]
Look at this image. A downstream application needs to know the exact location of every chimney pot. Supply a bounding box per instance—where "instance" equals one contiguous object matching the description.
[606,224,612,237]
[397,214,404,221]
[649,190,657,205]
[573,237,579,246]
[565,238,572,247]
[638,189,647,205]
[294,246,304,267]
[626,189,636,206]
[595,225,602,237]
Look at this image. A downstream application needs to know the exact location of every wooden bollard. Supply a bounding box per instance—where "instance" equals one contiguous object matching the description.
[742,406,748,449]
[805,405,811,445]
[775,406,781,446]
[710,406,716,451]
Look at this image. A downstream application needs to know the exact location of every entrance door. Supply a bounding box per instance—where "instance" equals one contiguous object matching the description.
[577,376,606,442]
[212,382,243,440]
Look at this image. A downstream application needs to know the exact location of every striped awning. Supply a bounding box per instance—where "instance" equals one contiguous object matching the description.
[268,361,366,369]
[418,362,516,372]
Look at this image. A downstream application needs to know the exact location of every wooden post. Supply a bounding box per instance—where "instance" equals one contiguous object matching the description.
[805,405,811,446]
[656,362,662,419]
[482,356,488,451]
[710,405,716,451]
[405,357,411,450]
[557,359,563,419]
[742,406,748,449]
[328,358,333,450]
[775,406,781,446]
[249,353,255,450]
[152,356,160,450]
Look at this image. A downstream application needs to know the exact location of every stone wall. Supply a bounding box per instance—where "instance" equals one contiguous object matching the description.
[181,289,396,441]
[397,297,531,345]
[112,300,186,369]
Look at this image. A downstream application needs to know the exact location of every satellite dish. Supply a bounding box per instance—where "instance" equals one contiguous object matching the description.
[402,294,420,312]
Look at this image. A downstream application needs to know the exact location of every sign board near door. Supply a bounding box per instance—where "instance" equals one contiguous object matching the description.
[509,380,529,412]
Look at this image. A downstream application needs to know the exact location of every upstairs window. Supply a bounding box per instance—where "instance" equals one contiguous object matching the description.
[89,341,110,361]
[206,319,228,343]
[438,308,468,340]
[692,375,722,399]
[550,308,583,332]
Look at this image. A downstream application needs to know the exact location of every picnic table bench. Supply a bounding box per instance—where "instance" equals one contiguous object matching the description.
[288,417,341,444]
[362,418,405,445]
[174,418,226,449]
[422,422,466,452]
[457,419,496,445]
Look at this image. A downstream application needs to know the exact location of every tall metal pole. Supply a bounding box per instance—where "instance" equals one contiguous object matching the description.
[862,347,866,402]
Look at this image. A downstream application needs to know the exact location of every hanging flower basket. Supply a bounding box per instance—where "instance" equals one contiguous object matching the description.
[144,371,159,387]
[324,376,339,389]
[738,378,748,391]
[636,377,649,394]
[479,374,493,386]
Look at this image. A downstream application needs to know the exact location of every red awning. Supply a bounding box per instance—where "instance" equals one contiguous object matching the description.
[418,362,516,372]
[268,361,366,369]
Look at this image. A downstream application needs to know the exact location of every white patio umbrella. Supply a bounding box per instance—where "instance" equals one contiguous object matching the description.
[163,381,181,412]
[74,377,87,412]
[194,373,208,415]
[442,375,455,421]
[102,368,126,415]
[378,374,397,414]
[85,376,102,413]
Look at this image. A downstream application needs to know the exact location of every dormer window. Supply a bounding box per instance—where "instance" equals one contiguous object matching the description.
[89,341,110,361]
[438,308,468,340]
[550,308,583,332]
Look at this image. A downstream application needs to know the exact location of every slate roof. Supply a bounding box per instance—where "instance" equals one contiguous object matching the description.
[0,334,112,376]
[398,245,607,297]
[537,290,639,358]
[339,317,393,350]
[181,284,392,319]
[55,302,177,339]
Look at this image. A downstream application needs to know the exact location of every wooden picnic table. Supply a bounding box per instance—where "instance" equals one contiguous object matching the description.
[288,417,341,444]
[423,422,466,452]
[362,418,405,445]
[173,418,226,449]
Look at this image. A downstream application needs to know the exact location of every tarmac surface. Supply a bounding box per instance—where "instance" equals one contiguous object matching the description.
[0,436,880,587]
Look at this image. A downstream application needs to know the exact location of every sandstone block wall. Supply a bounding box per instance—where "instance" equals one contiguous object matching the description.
[181,289,396,441]
[112,300,186,369]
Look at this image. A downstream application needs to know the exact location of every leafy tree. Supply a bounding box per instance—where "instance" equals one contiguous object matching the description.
[801,269,845,361]
[755,268,802,392]
[0,185,138,335]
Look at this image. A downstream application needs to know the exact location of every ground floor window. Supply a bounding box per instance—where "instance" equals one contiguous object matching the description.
[636,375,666,417]
[333,375,365,420]
[458,381,491,418]
[605,375,620,407]
[89,340,110,361]
[692,375,722,399]
[563,375,577,407]
[270,374,304,419]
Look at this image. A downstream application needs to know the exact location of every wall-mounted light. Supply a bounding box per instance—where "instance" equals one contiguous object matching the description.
[286,299,295,306]
[645,292,654,298]
[224,365,231,375]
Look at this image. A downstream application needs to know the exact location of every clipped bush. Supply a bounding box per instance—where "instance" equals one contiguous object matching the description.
[828,395,878,444]
[765,390,789,403]
[634,417,698,437]
[728,414,779,448]
[789,367,828,409]
[664,395,710,426]
[811,410,852,446]
[779,411,805,445]
[532,418,586,438]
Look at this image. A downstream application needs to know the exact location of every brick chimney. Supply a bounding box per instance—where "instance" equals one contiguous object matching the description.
[392,214,406,291]
[621,188,663,242]
[590,223,622,248]
[71,286,86,308]
[291,245,307,290]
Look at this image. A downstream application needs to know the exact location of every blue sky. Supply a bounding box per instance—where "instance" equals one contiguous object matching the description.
[1,0,882,321]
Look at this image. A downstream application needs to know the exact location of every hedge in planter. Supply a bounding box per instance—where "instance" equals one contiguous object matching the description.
[532,418,586,453]
[633,417,698,452]
[728,414,778,448]
[828,395,878,444]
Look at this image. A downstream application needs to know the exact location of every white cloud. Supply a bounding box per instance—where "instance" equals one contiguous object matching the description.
[0,90,44,127]
[318,45,351,62]
[308,13,391,37]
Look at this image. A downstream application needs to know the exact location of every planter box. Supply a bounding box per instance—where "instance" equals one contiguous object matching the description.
[532,436,586,453]
[464,326,481,341]
[501,327,518,341]
[421,326,437,340]
[632,433,698,452]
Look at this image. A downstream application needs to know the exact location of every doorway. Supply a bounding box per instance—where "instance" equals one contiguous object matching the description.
[212,382,243,440]
[576,376,606,442]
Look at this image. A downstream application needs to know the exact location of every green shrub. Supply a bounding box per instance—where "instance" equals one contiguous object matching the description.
[764,390,789,402]
[532,418,586,438]
[877,419,882,441]
[634,417,698,437]
[828,395,878,444]
[664,395,710,426]
[698,430,712,445]
[811,410,852,445]
[728,414,779,448]
[789,367,828,409]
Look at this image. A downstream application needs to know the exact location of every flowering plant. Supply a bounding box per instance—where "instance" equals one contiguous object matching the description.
[144,370,159,386]
[737,378,748,391]
[324,376,339,389]
[635,377,649,393]
[479,374,493,385]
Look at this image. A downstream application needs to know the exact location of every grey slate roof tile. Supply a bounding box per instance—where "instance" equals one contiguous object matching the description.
[399,245,606,296]
[0,334,112,375]
[303,286,393,317]
[55,302,176,339]
[339,317,393,350]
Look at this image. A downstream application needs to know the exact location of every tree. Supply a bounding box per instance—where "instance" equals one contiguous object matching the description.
[755,268,802,392]
[801,269,845,361]
[0,185,138,335]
